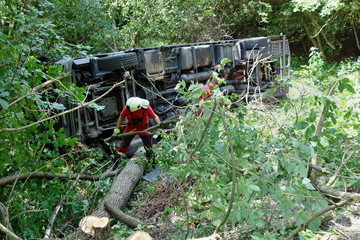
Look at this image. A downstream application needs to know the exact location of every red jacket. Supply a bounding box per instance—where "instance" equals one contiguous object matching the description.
[199,84,212,100]
[120,106,156,134]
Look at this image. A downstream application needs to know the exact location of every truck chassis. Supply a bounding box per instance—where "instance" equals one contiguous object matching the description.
[56,34,291,140]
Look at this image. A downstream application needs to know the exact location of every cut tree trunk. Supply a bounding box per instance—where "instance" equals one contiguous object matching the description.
[78,148,146,238]
[79,216,110,239]
[90,148,145,218]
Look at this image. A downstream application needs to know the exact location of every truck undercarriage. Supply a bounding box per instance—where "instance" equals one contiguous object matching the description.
[56,34,291,140]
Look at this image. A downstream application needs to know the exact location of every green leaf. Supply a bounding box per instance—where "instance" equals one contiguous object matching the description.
[284,102,291,113]
[305,124,315,138]
[295,211,308,225]
[302,178,315,190]
[296,163,308,178]
[212,219,222,227]
[249,184,260,192]
[0,66,7,78]
[295,121,308,130]
[319,136,329,147]
[308,217,321,231]
[0,91,9,98]
[330,114,337,124]
[338,78,355,93]
[338,82,346,93]
[307,110,317,123]
[0,99,9,109]
[345,83,355,93]
[302,178,311,185]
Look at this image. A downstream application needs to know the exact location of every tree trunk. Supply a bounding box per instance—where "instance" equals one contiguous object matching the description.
[90,148,145,218]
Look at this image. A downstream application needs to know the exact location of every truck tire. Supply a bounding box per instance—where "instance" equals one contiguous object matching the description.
[240,37,270,50]
[97,52,138,71]
[241,48,271,60]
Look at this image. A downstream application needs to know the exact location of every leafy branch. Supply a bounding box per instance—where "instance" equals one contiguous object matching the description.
[214,99,237,233]
[287,75,360,239]
[285,198,354,240]
[0,81,124,132]
[1,74,70,112]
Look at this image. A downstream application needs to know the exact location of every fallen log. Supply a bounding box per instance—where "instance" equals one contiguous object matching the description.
[78,148,146,238]
[90,148,145,218]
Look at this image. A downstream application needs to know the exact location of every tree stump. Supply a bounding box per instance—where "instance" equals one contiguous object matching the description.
[128,230,153,240]
[79,216,110,240]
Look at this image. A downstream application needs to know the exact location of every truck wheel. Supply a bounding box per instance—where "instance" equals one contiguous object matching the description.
[241,48,271,60]
[240,37,270,50]
[97,52,138,71]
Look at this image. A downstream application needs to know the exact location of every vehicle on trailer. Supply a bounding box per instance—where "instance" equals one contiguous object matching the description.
[55,34,291,141]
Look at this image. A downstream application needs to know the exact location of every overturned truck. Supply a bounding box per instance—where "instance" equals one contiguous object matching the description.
[56,34,291,140]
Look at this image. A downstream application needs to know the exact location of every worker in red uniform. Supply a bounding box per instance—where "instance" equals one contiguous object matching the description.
[195,64,227,116]
[113,97,161,158]
[200,64,227,99]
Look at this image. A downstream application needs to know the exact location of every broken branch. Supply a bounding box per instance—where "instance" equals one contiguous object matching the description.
[0,170,120,187]
[327,151,354,186]
[285,198,353,240]
[0,222,22,240]
[309,163,327,173]
[5,74,70,111]
[104,201,143,228]
[43,196,64,239]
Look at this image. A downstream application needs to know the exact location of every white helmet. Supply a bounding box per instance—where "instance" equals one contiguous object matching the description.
[126,97,149,112]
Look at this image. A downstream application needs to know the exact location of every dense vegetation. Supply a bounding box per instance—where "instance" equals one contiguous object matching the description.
[0,0,359,239]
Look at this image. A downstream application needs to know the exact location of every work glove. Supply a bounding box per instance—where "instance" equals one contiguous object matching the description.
[113,128,120,135]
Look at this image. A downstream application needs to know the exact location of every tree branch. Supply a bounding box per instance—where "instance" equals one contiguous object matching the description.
[0,222,22,240]
[0,170,120,187]
[351,18,360,50]
[327,151,354,186]
[44,196,64,239]
[214,99,237,233]
[104,201,143,228]
[314,82,337,138]
[0,202,14,239]
[309,163,327,173]
[4,74,70,112]
[313,178,360,200]
[311,81,337,168]
[192,233,222,240]
[182,101,217,240]
[285,198,354,240]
